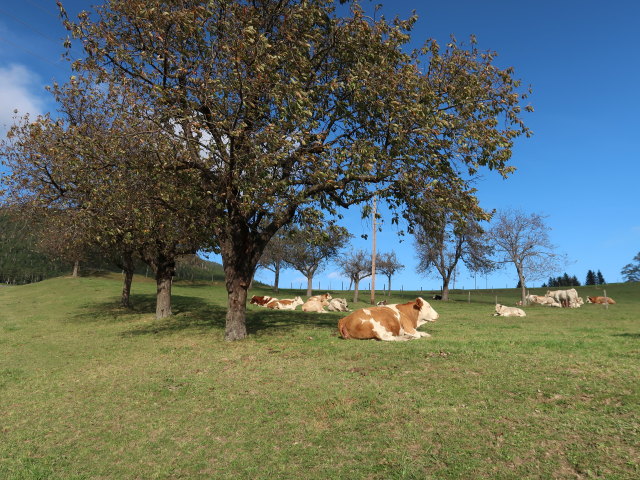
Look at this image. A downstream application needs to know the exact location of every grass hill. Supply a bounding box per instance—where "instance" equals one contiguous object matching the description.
[1,277,638,479]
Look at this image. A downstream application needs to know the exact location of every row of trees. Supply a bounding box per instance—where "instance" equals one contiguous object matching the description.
[257,223,404,302]
[543,273,582,288]
[584,269,606,286]
[412,208,565,305]
[1,0,531,340]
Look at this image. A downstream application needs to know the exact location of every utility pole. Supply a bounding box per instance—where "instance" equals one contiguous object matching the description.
[370,196,377,305]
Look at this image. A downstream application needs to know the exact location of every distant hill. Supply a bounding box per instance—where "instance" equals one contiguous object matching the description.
[0,209,224,284]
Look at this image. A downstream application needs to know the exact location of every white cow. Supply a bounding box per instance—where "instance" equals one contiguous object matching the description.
[326,298,350,312]
[545,289,581,308]
[493,304,526,317]
[526,294,561,307]
[302,293,332,313]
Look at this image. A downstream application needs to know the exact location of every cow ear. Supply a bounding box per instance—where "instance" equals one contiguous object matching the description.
[414,297,423,309]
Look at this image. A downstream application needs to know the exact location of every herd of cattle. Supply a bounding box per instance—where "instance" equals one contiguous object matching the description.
[250,289,616,342]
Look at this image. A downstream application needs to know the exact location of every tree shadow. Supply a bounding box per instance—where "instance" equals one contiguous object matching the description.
[246,309,340,336]
[613,333,640,339]
[70,291,344,338]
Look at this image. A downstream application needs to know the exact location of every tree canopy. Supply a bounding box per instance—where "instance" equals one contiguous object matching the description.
[16,0,534,339]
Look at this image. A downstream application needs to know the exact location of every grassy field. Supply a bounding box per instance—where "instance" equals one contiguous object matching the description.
[1,275,638,479]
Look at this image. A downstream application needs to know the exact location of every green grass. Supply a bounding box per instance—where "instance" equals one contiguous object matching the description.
[1,275,639,479]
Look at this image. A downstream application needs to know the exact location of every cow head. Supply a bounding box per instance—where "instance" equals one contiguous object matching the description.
[414,297,439,325]
[294,296,303,306]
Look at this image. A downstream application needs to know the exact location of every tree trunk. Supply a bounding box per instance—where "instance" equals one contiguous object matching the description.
[220,231,266,342]
[121,251,134,309]
[273,263,280,293]
[387,275,392,297]
[148,253,176,320]
[518,271,527,305]
[155,264,174,319]
[71,259,80,277]
[353,280,360,303]
[306,275,313,298]
[442,278,450,301]
[225,275,250,341]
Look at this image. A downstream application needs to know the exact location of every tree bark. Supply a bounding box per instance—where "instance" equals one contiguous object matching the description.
[442,276,451,301]
[71,259,80,277]
[306,275,313,298]
[353,280,360,303]
[220,230,267,341]
[121,251,134,309]
[153,255,175,319]
[273,263,280,293]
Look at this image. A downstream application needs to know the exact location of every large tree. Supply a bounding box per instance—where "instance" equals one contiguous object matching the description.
[376,251,404,296]
[414,210,492,301]
[257,230,290,293]
[1,78,211,318]
[283,223,351,297]
[341,249,372,303]
[60,0,531,340]
[488,209,563,305]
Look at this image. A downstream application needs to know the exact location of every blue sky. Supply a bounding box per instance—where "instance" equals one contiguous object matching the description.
[1,1,639,292]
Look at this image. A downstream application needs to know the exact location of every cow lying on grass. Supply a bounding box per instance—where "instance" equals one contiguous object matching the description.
[587,296,616,304]
[526,294,561,307]
[302,293,332,313]
[266,296,304,310]
[326,298,349,312]
[250,295,275,307]
[338,297,438,341]
[493,304,526,317]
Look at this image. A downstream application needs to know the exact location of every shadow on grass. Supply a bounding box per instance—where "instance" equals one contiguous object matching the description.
[72,291,341,337]
[613,333,640,339]
[246,309,340,336]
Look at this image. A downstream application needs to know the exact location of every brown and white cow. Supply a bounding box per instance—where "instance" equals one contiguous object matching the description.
[493,304,526,317]
[338,297,438,341]
[587,296,616,305]
[250,295,275,307]
[266,296,304,310]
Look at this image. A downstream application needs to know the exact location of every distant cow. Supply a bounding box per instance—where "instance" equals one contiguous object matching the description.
[545,289,581,308]
[250,295,275,307]
[526,294,561,307]
[266,296,304,310]
[587,296,616,305]
[302,293,332,313]
[376,300,388,306]
[493,304,526,317]
[327,298,350,312]
[338,297,439,341]
[432,294,442,300]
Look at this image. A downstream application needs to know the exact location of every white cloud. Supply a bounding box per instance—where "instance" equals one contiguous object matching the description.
[0,64,45,132]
